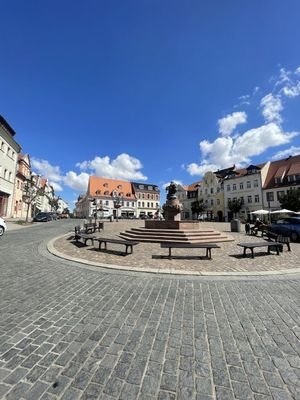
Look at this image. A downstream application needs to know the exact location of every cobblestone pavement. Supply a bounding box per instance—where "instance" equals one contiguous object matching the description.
[0,220,300,399]
[53,220,300,273]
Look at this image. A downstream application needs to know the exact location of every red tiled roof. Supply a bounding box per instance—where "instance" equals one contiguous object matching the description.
[286,162,300,176]
[88,176,135,199]
[263,155,300,189]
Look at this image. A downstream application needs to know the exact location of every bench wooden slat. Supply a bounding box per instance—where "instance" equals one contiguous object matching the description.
[237,242,282,258]
[160,242,220,259]
[93,238,139,255]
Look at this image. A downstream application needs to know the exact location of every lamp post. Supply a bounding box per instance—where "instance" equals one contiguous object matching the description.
[89,198,105,223]
[113,196,123,222]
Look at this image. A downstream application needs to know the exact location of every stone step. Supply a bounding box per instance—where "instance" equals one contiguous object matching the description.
[119,233,233,243]
[130,227,215,234]
[123,229,221,238]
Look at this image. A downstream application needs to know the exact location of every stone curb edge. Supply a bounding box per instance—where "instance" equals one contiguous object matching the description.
[47,233,300,277]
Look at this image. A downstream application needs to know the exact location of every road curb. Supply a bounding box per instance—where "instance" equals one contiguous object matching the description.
[47,233,300,277]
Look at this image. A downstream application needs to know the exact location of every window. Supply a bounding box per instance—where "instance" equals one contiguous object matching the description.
[147,202,150,208]
[211,199,213,205]
[105,200,109,205]
[12,152,15,160]
[156,202,159,208]
[9,172,12,181]
[205,189,208,195]
[138,202,141,207]
[139,185,144,189]
[103,183,108,188]
[266,192,274,202]
[142,202,145,207]
[227,184,231,191]
[126,202,129,207]
[147,194,150,199]
[148,186,153,190]
[277,191,285,201]
[240,197,244,204]
[95,190,101,195]
[17,180,19,189]
[247,195,252,203]
[253,179,258,188]
[142,193,144,199]
[7,147,10,157]
[247,181,251,189]
[232,184,236,191]
[254,194,259,203]
[274,177,282,184]
[138,193,141,199]
[151,202,153,208]
[104,191,109,195]
[240,182,243,190]
[1,142,5,151]
[117,185,122,189]
[4,169,7,179]
[210,188,214,194]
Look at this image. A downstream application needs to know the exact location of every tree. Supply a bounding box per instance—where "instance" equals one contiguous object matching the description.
[279,189,300,211]
[22,175,46,222]
[191,199,207,219]
[228,198,243,218]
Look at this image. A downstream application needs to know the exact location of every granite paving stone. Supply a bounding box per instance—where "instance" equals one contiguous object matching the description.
[1,220,300,399]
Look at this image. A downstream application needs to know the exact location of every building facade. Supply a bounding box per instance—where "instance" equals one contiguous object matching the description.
[13,154,31,218]
[131,182,160,218]
[263,155,300,210]
[76,176,137,219]
[223,163,269,221]
[0,116,21,217]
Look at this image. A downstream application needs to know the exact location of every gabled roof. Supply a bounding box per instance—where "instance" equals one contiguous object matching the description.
[88,176,135,199]
[263,154,300,189]
[214,165,236,178]
[187,180,202,191]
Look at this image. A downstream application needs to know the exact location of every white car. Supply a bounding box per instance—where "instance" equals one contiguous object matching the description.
[0,217,7,236]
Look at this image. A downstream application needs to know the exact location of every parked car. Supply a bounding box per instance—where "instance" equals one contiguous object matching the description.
[33,212,53,222]
[0,217,7,236]
[268,217,300,242]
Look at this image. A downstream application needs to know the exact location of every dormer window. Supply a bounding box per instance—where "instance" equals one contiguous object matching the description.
[139,184,144,189]
[95,190,101,195]
[104,191,109,195]
[103,183,108,188]
[117,185,122,189]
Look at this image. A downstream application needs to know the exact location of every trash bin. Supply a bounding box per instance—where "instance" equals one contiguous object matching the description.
[231,219,241,232]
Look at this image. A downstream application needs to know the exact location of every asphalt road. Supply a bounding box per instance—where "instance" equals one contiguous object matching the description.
[0,220,300,399]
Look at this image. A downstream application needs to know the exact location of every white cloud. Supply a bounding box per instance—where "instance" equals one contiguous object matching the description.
[31,158,63,182]
[186,123,298,176]
[50,182,64,192]
[282,82,300,98]
[63,171,90,191]
[271,146,300,160]
[260,93,283,124]
[77,153,147,181]
[218,112,247,136]
[295,67,300,75]
[275,68,291,87]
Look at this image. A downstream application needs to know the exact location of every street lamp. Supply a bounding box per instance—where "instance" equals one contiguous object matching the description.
[89,198,105,223]
[113,195,123,222]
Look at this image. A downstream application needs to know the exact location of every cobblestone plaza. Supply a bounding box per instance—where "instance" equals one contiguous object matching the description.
[0,220,300,399]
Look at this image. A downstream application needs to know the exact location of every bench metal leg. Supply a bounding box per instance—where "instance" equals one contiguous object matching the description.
[206,248,212,259]
[168,248,172,258]
[125,245,133,255]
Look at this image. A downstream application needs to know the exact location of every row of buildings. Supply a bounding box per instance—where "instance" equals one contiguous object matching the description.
[75,155,300,222]
[75,176,160,219]
[177,155,300,221]
[0,115,68,219]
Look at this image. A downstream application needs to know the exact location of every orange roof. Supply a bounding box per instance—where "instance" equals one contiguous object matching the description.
[88,176,135,199]
[264,154,300,188]
[187,180,202,191]
[287,162,300,176]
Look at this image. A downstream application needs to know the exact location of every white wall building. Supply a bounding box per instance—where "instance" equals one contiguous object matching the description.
[224,163,269,221]
[0,116,21,217]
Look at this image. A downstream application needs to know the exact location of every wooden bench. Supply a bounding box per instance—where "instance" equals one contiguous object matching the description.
[93,238,139,255]
[160,242,220,259]
[74,227,96,246]
[84,221,104,233]
[263,232,291,252]
[237,242,282,258]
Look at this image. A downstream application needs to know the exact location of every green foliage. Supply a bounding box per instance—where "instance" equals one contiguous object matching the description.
[191,199,207,217]
[228,198,243,217]
[279,189,300,211]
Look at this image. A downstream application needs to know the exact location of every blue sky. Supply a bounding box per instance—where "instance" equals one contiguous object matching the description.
[1,1,300,207]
